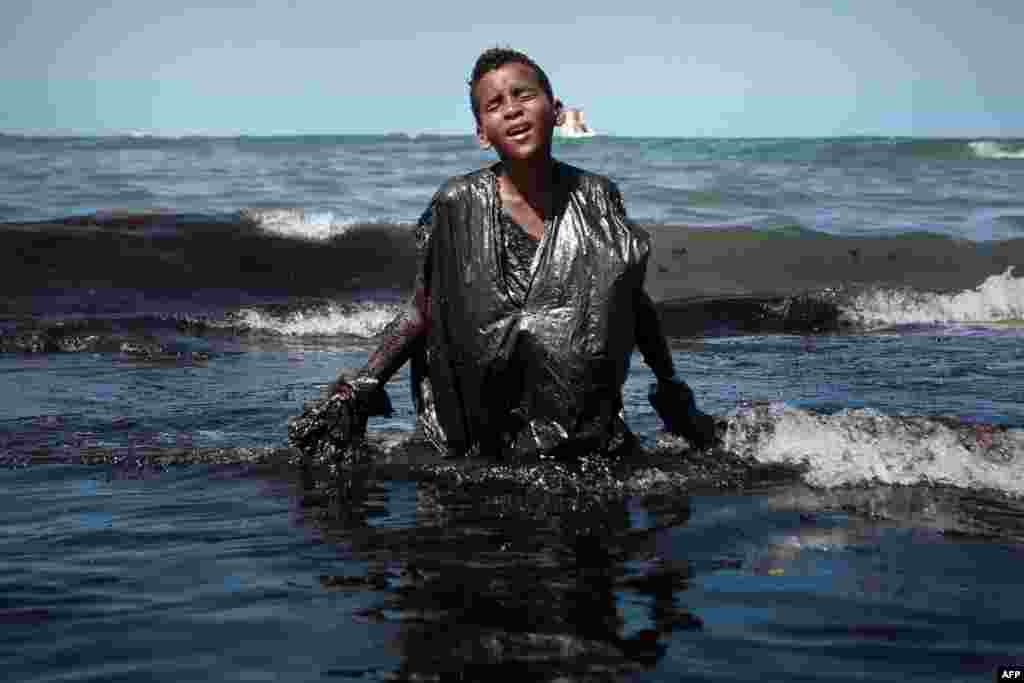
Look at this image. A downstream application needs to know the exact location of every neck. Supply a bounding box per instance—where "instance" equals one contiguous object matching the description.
[498,155,555,206]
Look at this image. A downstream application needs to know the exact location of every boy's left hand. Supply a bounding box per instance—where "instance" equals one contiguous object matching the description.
[648,378,720,450]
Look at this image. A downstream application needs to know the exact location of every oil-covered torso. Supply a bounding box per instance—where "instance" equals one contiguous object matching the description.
[414,161,650,457]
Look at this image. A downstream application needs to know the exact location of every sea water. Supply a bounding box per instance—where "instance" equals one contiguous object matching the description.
[2,134,1023,681]
[3,134,1023,240]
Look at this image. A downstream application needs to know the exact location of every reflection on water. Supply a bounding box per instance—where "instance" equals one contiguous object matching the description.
[3,457,1023,682]
[299,461,701,680]
[284,455,1024,682]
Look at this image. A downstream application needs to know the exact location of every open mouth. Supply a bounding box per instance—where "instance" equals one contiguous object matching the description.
[506,124,532,138]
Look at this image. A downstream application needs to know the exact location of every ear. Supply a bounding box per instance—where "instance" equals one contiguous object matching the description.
[554,99,564,126]
[476,125,492,150]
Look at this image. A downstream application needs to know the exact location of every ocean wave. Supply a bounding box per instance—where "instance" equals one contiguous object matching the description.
[968,140,1024,160]
[0,213,420,305]
[840,267,1024,327]
[722,402,1024,497]
[227,301,404,338]
[732,137,1024,164]
[239,208,389,241]
[4,210,1022,336]
[652,137,1023,164]
[233,268,1024,340]
[821,138,1024,163]
[10,401,1019,517]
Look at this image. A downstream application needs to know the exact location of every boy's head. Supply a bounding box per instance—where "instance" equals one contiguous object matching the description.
[468,47,554,123]
[468,47,563,161]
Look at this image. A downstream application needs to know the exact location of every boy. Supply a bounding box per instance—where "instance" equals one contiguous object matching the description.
[330,47,717,459]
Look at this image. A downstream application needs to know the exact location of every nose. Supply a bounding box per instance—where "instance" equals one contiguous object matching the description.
[502,100,524,119]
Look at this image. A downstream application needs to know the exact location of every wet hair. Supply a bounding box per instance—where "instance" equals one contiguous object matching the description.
[468,47,554,123]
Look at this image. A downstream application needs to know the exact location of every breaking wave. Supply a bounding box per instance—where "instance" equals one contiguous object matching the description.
[6,269,1024,350]
[227,301,404,338]
[968,140,1024,160]
[723,402,1024,497]
[10,400,1022,497]
[839,267,1024,328]
[239,208,391,241]
[209,265,1024,340]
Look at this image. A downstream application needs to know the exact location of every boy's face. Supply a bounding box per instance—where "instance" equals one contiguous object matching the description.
[474,62,561,163]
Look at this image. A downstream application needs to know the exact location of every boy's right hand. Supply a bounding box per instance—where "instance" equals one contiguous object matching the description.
[331,374,393,418]
[331,377,356,401]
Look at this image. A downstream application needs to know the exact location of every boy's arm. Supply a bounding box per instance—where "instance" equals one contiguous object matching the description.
[611,179,719,448]
[634,287,676,382]
[333,204,435,408]
[606,178,676,381]
[636,284,718,449]
[334,287,429,398]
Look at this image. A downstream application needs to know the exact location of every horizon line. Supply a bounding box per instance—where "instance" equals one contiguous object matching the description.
[2,130,1021,141]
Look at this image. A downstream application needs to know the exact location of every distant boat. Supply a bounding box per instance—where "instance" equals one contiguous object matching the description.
[555,107,596,139]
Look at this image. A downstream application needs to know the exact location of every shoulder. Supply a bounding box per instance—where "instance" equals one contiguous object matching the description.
[416,169,492,243]
[418,169,489,222]
[431,168,492,205]
[561,162,650,245]
[558,162,619,202]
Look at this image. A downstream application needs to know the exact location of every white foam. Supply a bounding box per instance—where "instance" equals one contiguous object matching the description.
[840,267,1024,327]
[968,141,1024,160]
[724,402,1024,497]
[239,208,363,241]
[232,301,403,337]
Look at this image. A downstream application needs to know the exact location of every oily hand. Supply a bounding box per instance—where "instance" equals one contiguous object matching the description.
[648,378,719,450]
[287,375,394,459]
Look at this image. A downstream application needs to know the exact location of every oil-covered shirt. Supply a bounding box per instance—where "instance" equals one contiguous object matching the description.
[401,160,675,458]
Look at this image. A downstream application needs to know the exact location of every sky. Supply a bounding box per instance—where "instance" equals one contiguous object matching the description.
[1,0,1020,137]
